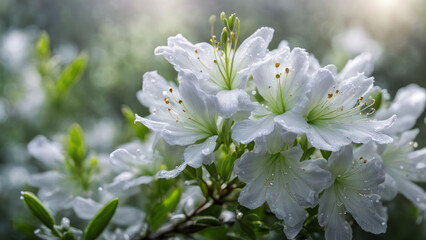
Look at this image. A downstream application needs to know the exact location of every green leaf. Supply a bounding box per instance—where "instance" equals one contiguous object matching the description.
[198,179,209,197]
[204,163,218,180]
[66,124,85,167]
[55,53,88,95]
[149,187,182,230]
[320,150,332,160]
[199,204,222,218]
[21,192,55,230]
[193,216,222,226]
[121,105,149,141]
[198,226,227,240]
[84,198,118,240]
[36,32,50,59]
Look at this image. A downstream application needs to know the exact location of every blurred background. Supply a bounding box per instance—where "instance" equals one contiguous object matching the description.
[0,0,425,239]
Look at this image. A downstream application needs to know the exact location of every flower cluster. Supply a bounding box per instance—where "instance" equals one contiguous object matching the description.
[133,13,426,239]
[22,13,426,240]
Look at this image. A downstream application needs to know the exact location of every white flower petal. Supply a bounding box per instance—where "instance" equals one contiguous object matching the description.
[338,53,374,81]
[73,197,102,220]
[110,149,148,172]
[306,69,336,111]
[27,135,64,167]
[231,115,275,144]
[122,176,154,190]
[183,135,218,168]
[378,173,398,201]
[112,206,144,226]
[235,27,274,70]
[28,171,64,188]
[156,163,187,179]
[236,146,331,238]
[137,71,177,110]
[345,193,387,234]
[154,34,214,80]
[254,125,296,154]
[376,84,426,134]
[135,114,207,146]
[318,187,352,240]
[157,136,217,179]
[328,145,355,176]
[213,89,255,119]
[252,47,310,113]
[394,175,426,209]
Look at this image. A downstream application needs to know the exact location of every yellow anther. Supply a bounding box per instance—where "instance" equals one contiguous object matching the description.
[275,62,280,68]
[328,93,333,99]
[164,98,170,104]
[285,68,290,74]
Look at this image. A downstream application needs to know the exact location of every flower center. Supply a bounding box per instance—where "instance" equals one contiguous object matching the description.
[161,87,217,135]
[306,90,376,125]
[194,14,241,90]
[263,62,292,114]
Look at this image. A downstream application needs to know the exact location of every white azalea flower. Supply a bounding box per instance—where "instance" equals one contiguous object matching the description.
[27,135,75,212]
[73,197,145,226]
[107,137,185,195]
[135,70,219,178]
[276,68,396,151]
[374,84,426,135]
[234,145,332,239]
[318,145,387,240]
[231,46,310,144]
[358,129,426,209]
[27,135,110,212]
[155,27,274,118]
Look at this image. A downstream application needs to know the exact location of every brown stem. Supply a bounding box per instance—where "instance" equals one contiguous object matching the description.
[137,184,237,240]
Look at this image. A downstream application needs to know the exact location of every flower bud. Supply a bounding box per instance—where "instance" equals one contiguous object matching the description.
[221,27,228,49]
[209,14,217,26]
[228,13,236,31]
[220,12,227,27]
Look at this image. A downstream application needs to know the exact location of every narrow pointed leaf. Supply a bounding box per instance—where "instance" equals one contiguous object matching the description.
[21,192,55,230]
[84,198,118,240]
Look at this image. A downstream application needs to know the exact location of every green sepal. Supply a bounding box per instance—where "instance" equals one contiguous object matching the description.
[320,150,332,160]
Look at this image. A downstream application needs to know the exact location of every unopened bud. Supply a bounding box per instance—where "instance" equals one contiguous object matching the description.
[228,13,236,31]
[209,14,217,26]
[220,12,227,27]
[221,27,228,48]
